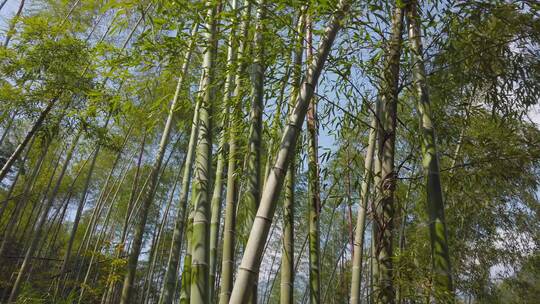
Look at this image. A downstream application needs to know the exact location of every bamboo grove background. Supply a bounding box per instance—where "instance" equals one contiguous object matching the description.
[0,0,539,303]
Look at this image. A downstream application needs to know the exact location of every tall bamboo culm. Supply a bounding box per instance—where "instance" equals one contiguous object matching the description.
[406,1,454,301]
[189,1,220,303]
[372,3,404,303]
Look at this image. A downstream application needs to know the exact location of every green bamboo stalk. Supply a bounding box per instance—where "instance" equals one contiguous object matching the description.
[280,11,305,304]
[162,98,199,304]
[189,2,219,303]
[218,2,251,303]
[208,120,226,301]
[372,3,405,303]
[406,1,454,301]
[350,111,378,304]
[208,2,239,299]
[180,216,193,304]
[157,22,198,304]
[179,75,207,304]
[243,1,266,302]
[305,15,322,304]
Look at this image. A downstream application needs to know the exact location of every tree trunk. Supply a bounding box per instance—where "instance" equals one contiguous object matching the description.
[208,1,239,298]
[209,0,242,303]
[179,78,208,304]
[229,1,352,302]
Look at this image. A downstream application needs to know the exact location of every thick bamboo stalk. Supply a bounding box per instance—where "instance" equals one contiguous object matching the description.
[180,217,193,304]
[189,2,219,302]
[180,75,206,304]
[243,1,266,302]
[281,165,295,304]
[372,4,404,303]
[406,1,454,300]
[208,2,238,297]
[305,15,323,304]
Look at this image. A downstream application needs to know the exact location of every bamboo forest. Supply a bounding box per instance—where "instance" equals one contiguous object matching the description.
[1,0,539,303]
